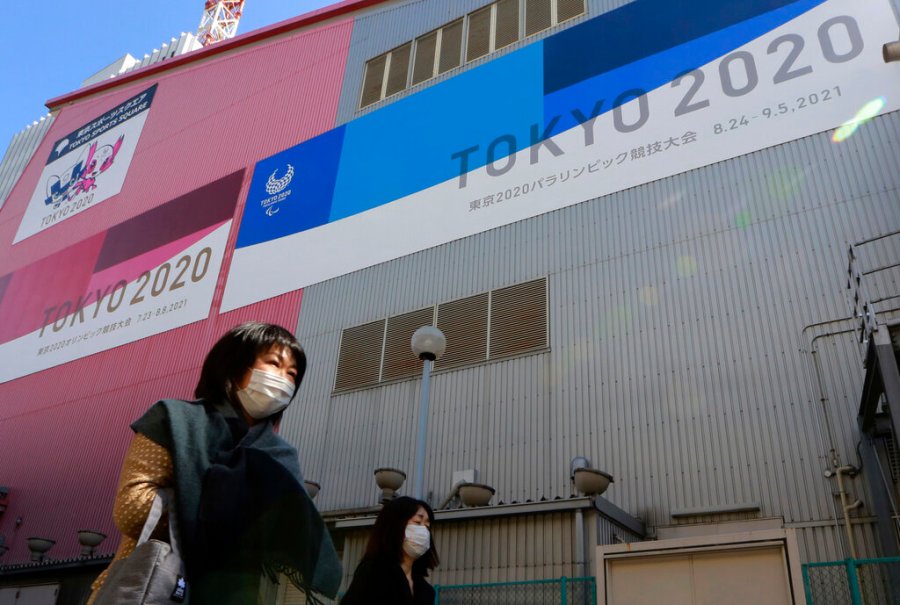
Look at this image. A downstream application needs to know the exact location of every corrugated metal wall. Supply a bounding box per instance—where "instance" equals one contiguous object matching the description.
[0,115,53,212]
[0,16,356,563]
[329,509,595,595]
[793,520,883,563]
[286,106,900,564]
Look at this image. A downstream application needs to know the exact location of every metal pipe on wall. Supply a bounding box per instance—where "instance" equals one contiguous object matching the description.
[574,507,585,578]
[802,322,857,559]
[414,358,434,501]
[835,465,863,559]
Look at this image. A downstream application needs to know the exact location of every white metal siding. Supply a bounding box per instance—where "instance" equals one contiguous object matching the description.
[285,110,900,563]
[0,115,53,212]
[335,510,590,589]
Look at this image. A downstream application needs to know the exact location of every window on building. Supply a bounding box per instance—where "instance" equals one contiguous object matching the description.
[525,0,553,36]
[333,278,549,393]
[466,5,493,62]
[360,42,412,108]
[384,42,412,97]
[412,31,439,86]
[360,0,584,108]
[412,20,464,86]
[557,0,585,23]
[467,0,521,61]
[495,0,520,51]
[360,54,387,108]
[438,20,464,74]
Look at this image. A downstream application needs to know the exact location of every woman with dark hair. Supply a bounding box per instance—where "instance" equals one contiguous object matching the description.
[340,496,439,605]
[88,322,342,605]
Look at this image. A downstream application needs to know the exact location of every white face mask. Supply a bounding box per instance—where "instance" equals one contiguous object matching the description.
[236,368,295,419]
[402,524,431,559]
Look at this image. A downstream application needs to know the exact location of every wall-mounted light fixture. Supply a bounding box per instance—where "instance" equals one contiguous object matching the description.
[374,468,406,502]
[574,468,614,496]
[303,480,321,500]
[77,530,107,557]
[884,33,900,63]
[26,537,55,562]
[458,482,496,507]
[570,456,614,496]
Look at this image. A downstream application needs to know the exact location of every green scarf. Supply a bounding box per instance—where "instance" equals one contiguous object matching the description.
[132,399,342,603]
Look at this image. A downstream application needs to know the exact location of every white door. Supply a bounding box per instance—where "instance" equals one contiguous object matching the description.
[606,545,792,605]
[0,585,58,605]
[0,588,18,605]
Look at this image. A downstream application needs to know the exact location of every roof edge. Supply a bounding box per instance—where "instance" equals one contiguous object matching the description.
[46,0,389,109]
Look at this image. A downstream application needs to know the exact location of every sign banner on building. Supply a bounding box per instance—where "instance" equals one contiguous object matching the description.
[221,0,900,311]
[13,85,158,243]
[0,172,243,383]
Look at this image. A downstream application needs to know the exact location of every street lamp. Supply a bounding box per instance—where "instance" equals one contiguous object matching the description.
[411,325,446,501]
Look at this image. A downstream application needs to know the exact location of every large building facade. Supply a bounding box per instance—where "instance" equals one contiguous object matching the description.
[1,0,899,603]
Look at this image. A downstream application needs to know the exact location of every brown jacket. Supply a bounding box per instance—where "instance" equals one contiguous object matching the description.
[87,434,173,604]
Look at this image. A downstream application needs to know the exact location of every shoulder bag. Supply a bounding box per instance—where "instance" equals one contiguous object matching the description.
[93,488,188,604]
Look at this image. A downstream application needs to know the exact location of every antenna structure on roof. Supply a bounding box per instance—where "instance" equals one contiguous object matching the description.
[197,0,245,46]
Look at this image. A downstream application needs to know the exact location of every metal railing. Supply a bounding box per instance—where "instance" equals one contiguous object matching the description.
[435,576,596,605]
[803,557,900,604]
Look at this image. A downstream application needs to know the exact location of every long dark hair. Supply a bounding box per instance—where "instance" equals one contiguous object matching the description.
[194,322,307,406]
[363,496,439,576]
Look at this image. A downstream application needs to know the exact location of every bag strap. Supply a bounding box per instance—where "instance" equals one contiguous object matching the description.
[136,488,184,563]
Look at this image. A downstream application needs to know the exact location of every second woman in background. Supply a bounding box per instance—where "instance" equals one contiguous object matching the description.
[340,496,439,605]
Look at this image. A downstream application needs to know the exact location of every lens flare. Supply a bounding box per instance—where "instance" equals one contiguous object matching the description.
[768,166,806,202]
[598,305,633,338]
[734,210,752,229]
[639,286,658,306]
[676,256,698,277]
[832,98,886,142]
[658,191,684,210]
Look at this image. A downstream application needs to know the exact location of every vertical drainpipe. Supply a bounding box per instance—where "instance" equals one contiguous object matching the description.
[575,507,585,578]
[834,465,862,559]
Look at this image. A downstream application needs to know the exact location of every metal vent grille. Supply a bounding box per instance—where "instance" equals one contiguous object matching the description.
[382,307,435,382]
[558,0,585,23]
[467,6,492,62]
[360,55,386,108]
[334,319,385,391]
[439,20,464,74]
[495,0,520,50]
[883,433,900,483]
[333,279,548,393]
[385,43,411,97]
[525,0,552,36]
[489,278,548,359]
[413,31,438,85]
[435,293,489,371]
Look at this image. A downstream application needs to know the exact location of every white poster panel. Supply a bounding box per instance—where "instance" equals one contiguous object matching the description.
[0,171,243,383]
[13,85,157,243]
[0,223,230,383]
[221,0,900,311]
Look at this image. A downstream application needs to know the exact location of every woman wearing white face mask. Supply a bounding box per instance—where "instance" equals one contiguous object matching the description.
[341,496,439,605]
[88,322,342,605]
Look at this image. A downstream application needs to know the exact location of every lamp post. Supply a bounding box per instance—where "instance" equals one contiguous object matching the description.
[410,325,446,501]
